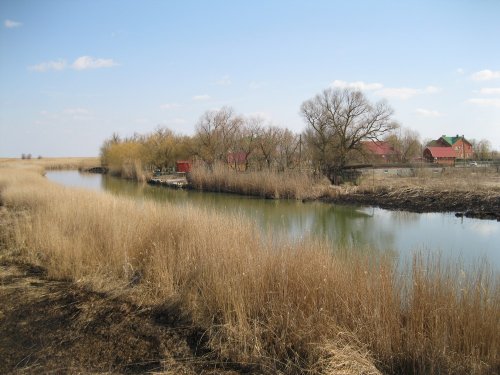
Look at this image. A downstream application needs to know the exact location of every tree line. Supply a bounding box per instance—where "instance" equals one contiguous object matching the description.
[100,88,496,183]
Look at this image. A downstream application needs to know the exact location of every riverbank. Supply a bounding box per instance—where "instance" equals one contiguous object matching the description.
[323,185,500,220]
[1,162,499,374]
[187,165,500,220]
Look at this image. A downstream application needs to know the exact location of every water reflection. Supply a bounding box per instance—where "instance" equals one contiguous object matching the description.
[45,171,500,269]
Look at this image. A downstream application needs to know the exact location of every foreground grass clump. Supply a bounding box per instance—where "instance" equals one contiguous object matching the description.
[0,165,498,374]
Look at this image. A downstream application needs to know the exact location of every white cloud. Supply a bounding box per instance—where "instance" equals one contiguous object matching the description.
[468,98,500,108]
[63,108,90,115]
[160,103,181,110]
[192,94,211,101]
[72,56,118,70]
[416,108,443,117]
[471,69,500,81]
[215,75,231,86]
[375,87,420,100]
[375,86,441,100]
[29,59,67,72]
[425,86,440,94]
[37,108,92,122]
[331,80,383,91]
[479,88,500,95]
[249,81,266,89]
[29,56,118,72]
[171,118,186,124]
[4,19,22,28]
[456,68,465,75]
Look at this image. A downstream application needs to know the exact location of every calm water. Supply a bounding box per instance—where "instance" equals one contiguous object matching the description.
[46,171,500,269]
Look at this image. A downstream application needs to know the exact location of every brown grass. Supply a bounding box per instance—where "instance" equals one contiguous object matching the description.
[189,163,327,200]
[0,164,498,374]
[356,166,500,193]
[0,157,99,171]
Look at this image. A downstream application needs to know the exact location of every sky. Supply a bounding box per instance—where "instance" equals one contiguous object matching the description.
[1,0,500,157]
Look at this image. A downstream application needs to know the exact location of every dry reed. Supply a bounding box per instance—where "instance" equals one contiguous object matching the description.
[0,164,498,374]
[188,163,325,200]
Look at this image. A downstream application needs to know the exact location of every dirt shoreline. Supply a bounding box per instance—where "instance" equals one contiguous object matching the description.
[0,259,257,375]
[321,188,500,221]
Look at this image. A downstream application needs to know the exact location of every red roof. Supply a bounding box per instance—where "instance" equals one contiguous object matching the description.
[362,141,397,156]
[227,152,247,164]
[425,147,456,158]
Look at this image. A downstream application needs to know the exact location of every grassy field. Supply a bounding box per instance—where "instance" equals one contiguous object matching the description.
[0,157,99,171]
[0,161,499,374]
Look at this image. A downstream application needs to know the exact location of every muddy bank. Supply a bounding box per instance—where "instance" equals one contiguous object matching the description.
[0,260,256,375]
[323,188,500,221]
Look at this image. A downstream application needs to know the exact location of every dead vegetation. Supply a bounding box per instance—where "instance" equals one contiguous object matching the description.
[0,163,499,374]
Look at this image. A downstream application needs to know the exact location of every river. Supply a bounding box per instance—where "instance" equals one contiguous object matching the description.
[46,170,500,269]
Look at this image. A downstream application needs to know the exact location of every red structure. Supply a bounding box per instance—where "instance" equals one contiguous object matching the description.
[175,160,191,173]
[227,152,247,171]
[427,135,473,159]
[361,141,400,163]
[423,147,456,165]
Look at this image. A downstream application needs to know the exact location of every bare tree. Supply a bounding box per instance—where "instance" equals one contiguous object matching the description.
[233,116,262,170]
[475,139,492,160]
[385,127,421,163]
[276,128,300,171]
[256,125,282,170]
[301,88,396,184]
[194,107,243,167]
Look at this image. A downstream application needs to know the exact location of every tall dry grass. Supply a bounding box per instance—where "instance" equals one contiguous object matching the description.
[189,163,326,200]
[0,157,99,171]
[0,166,498,374]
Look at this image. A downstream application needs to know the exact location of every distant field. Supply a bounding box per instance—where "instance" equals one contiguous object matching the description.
[0,157,99,170]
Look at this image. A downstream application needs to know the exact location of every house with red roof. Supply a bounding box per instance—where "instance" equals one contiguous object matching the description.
[427,135,473,159]
[361,141,400,163]
[423,146,457,165]
[227,152,247,171]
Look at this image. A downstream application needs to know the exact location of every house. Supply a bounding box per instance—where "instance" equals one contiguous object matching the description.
[423,146,456,165]
[361,141,400,163]
[227,152,247,171]
[427,135,473,159]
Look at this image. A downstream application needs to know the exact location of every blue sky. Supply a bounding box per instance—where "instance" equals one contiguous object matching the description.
[1,0,500,157]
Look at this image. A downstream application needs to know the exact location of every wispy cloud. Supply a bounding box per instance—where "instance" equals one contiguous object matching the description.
[215,75,231,86]
[29,56,118,72]
[72,56,118,70]
[479,88,500,95]
[416,108,443,117]
[160,103,181,110]
[38,108,93,122]
[332,80,440,100]
[192,94,211,101]
[249,81,266,90]
[331,80,383,91]
[4,19,22,28]
[376,86,440,100]
[29,59,67,72]
[471,69,500,81]
[170,118,186,124]
[456,68,465,75]
[468,98,500,108]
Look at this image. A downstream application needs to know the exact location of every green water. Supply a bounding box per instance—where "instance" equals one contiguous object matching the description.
[46,171,500,268]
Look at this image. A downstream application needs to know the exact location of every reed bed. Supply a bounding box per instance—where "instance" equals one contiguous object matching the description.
[0,165,498,374]
[189,163,326,200]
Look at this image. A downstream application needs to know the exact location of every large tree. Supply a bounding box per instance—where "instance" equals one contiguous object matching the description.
[194,107,243,166]
[300,88,396,184]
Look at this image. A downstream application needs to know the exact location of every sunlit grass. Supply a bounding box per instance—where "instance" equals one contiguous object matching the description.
[0,165,498,374]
